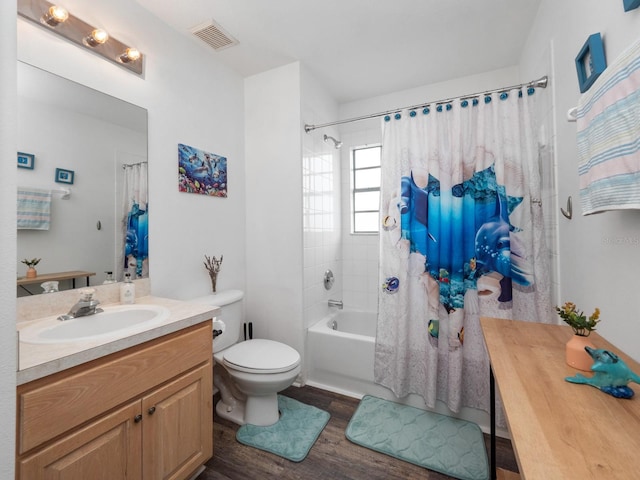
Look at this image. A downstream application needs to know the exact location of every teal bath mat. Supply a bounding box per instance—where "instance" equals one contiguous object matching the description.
[236,395,330,462]
[346,395,489,480]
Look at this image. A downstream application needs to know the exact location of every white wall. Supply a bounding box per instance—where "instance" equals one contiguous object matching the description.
[0,0,17,475]
[245,63,305,355]
[302,67,342,330]
[16,0,246,301]
[245,63,342,383]
[521,1,640,361]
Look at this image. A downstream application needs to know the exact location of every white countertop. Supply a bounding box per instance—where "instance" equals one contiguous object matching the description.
[17,295,219,385]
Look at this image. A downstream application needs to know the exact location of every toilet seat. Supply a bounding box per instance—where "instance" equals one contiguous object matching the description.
[222,339,300,374]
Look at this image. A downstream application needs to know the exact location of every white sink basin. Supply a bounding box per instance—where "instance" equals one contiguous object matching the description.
[20,304,171,344]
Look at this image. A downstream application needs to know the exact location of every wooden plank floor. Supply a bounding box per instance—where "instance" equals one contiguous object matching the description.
[196,385,519,480]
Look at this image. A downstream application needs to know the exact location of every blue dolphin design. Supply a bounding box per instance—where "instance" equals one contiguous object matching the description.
[399,173,436,255]
[474,191,532,286]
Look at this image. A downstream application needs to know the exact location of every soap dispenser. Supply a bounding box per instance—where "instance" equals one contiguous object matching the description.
[120,273,135,304]
[103,271,116,284]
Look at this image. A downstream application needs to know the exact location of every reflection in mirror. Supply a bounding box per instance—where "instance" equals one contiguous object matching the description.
[16,62,148,296]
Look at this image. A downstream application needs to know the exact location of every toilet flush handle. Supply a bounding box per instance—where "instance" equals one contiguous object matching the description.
[213,319,225,339]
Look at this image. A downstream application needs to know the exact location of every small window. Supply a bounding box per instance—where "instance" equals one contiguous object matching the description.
[352,145,381,234]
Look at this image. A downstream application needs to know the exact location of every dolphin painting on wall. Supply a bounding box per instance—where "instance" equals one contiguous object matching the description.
[178,143,227,197]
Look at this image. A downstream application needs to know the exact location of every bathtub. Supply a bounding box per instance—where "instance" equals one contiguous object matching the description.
[306,309,381,398]
[306,309,496,433]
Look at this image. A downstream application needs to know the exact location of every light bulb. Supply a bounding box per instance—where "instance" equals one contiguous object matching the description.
[90,29,109,44]
[49,6,68,22]
[83,29,109,47]
[119,48,141,63]
[41,5,69,26]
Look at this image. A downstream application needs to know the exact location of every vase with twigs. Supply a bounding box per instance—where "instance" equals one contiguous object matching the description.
[204,255,223,293]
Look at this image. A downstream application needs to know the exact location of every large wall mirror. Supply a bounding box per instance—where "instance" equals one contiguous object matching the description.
[16,62,148,296]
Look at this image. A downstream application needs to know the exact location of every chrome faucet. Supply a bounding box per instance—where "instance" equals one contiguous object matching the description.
[328,299,343,309]
[58,289,103,321]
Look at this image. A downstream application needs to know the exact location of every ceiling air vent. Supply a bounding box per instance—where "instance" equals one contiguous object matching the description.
[190,20,238,51]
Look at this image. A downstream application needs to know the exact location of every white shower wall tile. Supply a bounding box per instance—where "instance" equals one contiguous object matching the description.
[302,126,343,329]
[338,128,383,312]
[343,233,379,311]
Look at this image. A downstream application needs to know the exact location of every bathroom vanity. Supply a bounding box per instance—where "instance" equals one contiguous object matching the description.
[16,293,218,480]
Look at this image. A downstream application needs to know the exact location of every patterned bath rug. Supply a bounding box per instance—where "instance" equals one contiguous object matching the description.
[346,395,489,480]
[236,395,330,462]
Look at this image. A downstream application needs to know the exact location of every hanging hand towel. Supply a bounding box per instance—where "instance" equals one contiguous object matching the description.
[576,37,640,215]
[17,187,52,230]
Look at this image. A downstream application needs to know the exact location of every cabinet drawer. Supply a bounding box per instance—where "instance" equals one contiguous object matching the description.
[18,400,142,480]
[18,321,212,454]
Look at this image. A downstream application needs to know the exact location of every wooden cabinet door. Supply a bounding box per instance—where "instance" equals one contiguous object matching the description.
[18,401,142,480]
[142,363,212,480]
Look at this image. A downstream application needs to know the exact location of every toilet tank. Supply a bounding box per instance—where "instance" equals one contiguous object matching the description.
[190,289,244,351]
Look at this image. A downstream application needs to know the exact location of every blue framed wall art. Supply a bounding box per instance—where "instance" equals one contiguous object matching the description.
[17,152,35,169]
[624,0,640,12]
[575,33,607,93]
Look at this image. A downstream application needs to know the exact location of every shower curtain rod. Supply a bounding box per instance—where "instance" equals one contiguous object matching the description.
[304,75,548,133]
[122,161,148,169]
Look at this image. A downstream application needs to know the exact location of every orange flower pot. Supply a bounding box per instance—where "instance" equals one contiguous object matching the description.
[566,334,595,371]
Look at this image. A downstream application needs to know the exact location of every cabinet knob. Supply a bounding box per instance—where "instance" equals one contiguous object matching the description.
[148,406,156,415]
[134,414,143,423]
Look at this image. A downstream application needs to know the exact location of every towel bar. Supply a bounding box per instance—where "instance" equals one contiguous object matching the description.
[52,188,71,199]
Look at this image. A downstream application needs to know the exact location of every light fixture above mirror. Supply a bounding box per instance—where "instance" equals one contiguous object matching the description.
[18,0,144,76]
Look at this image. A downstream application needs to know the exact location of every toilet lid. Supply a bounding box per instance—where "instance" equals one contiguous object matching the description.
[222,339,300,374]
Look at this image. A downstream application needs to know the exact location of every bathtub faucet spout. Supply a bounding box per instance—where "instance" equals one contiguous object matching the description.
[328,299,343,309]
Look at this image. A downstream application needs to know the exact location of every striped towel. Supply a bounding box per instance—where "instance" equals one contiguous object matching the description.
[576,37,640,215]
[17,187,52,230]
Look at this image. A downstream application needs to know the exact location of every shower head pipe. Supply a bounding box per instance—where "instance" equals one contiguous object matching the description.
[323,134,342,149]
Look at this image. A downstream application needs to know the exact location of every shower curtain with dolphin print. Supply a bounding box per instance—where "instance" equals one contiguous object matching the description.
[120,161,149,279]
[375,89,552,415]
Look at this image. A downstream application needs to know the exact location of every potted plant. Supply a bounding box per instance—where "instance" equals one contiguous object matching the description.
[555,302,601,371]
[21,258,41,279]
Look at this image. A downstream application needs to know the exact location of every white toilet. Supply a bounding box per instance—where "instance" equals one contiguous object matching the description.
[192,290,301,426]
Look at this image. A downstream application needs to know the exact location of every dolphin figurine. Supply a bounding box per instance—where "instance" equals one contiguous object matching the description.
[566,346,640,399]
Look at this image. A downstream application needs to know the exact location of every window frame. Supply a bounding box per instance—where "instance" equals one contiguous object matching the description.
[351,144,382,234]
